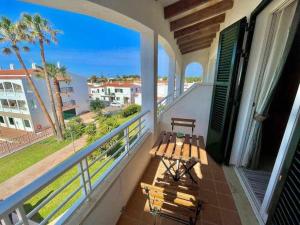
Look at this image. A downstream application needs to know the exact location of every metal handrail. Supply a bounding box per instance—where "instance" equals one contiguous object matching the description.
[0,110,150,224]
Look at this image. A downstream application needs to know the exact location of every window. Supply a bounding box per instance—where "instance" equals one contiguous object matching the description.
[4,82,12,90]
[12,83,22,92]
[18,100,27,110]
[0,116,4,123]
[116,97,120,100]
[8,117,14,125]
[0,83,4,91]
[24,120,31,128]
[1,99,9,107]
[8,100,17,108]
[115,88,123,93]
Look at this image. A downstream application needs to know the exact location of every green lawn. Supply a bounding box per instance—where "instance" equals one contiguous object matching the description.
[0,137,71,184]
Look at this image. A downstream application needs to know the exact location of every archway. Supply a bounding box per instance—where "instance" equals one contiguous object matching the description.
[184,62,203,91]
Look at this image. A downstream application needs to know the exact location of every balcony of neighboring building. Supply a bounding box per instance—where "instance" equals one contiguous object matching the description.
[59,87,74,95]
[0,99,29,114]
[0,82,24,98]
[62,100,76,111]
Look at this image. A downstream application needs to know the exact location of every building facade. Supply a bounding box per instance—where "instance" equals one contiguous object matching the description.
[0,67,89,132]
[89,82,141,105]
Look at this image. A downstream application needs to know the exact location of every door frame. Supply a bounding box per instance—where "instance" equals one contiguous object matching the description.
[230,0,298,166]
[233,0,300,223]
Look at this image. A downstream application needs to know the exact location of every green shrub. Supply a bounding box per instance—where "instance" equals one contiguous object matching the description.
[122,104,141,117]
[64,117,85,139]
[85,123,97,136]
[90,99,105,112]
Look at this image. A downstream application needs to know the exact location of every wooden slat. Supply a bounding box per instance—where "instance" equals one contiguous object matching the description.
[179,38,214,50]
[177,24,220,45]
[178,32,216,46]
[181,43,211,54]
[171,117,196,123]
[182,134,191,161]
[140,182,198,202]
[170,0,233,31]
[149,131,165,156]
[156,132,171,156]
[171,122,195,128]
[181,42,212,54]
[198,136,208,165]
[174,13,225,39]
[191,135,199,160]
[164,132,176,158]
[164,0,210,19]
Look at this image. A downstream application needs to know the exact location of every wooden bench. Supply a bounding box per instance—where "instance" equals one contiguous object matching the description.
[141,182,202,225]
[171,117,196,134]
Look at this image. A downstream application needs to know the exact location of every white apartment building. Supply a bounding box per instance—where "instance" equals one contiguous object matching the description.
[89,82,141,105]
[0,65,89,132]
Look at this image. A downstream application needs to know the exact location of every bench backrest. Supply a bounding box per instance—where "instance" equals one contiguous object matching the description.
[171,117,196,134]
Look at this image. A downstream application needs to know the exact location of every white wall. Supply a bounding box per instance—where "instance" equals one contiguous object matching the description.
[65,73,90,115]
[159,84,213,142]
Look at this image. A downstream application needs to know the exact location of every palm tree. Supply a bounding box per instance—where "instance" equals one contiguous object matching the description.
[36,63,69,132]
[22,14,63,140]
[0,16,57,135]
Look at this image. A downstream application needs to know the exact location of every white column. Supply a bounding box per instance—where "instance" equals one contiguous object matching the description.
[141,30,158,136]
[167,57,175,101]
[176,63,184,96]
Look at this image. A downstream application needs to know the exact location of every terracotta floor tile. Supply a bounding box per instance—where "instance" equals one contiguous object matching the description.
[220,209,242,225]
[201,205,222,225]
[214,181,231,195]
[217,193,237,211]
[117,214,141,225]
[198,179,216,192]
[117,153,242,225]
[198,189,219,207]
[211,169,227,182]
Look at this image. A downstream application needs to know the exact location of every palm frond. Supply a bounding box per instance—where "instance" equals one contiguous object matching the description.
[22,46,30,52]
[2,47,12,55]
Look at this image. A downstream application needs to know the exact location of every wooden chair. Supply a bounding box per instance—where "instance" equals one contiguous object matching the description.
[141,182,202,225]
[171,117,196,135]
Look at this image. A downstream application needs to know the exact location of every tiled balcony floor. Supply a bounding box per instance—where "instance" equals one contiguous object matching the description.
[117,152,242,225]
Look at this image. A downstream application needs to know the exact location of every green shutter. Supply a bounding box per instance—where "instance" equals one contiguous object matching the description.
[206,18,247,164]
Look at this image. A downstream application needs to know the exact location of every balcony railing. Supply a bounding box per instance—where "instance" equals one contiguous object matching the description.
[0,111,150,225]
[60,87,74,94]
[157,92,176,117]
[62,100,76,110]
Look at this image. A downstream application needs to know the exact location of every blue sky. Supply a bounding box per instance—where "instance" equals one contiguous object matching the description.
[0,0,200,77]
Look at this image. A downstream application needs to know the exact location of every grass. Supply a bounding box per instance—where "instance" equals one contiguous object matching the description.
[0,137,71,184]
[25,154,116,222]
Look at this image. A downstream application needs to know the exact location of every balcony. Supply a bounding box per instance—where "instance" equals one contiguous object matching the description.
[0,111,150,225]
[60,87,74,95]
[62,100,76,111]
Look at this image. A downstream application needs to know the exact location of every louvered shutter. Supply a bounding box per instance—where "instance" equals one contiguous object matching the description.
[206,18,247,163]
[270,141,300,225]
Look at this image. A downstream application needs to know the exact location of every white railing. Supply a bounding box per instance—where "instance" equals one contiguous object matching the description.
[0,110,150,225]
[157,92,176,116]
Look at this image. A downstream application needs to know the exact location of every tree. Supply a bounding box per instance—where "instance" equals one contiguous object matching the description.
[89,75,97,83]
[0,16,57,135]
[90,99,105,113]
[22,14,63,140]
[36,63,69,132]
